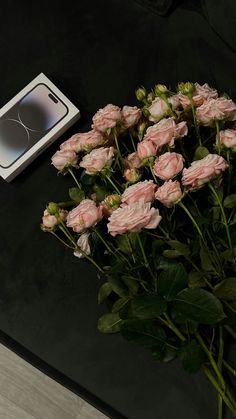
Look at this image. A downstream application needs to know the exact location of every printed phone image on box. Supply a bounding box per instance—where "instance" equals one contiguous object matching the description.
[0,73,80,181]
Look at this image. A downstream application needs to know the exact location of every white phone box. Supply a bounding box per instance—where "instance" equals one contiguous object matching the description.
[0,73,80,181]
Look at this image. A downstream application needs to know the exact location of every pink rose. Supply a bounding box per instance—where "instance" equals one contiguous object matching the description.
[137,140,156,160]
[182,154,228,189]
[51,149,78,171]
[148,95,180,122]
[74,233,91,258]
[121,180,156,206]
[80,147,114,174]
[41,209,67,231]
[123,168,141,183]
[67,199,102,233]
[196,97,236,126]
[153,152,184,181]
[121,106,141,128]
[143,118,188,149]
[155,180,182,208]
[107,201,162,236]
[60,130,104,152]
[179,83,218,109]
[219,129,236,150]
[124,152,142,169]
[92,104,121,132]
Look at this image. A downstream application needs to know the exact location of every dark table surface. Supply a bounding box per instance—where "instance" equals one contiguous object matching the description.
[0,1,236,418]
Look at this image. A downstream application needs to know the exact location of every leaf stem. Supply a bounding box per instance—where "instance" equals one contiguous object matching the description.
[217,326,224,419]
[224,323,236,340]
[113,128,123,170]
[163,313,186,342]
[178,201,205,242]
[105,175,121,195]
[215,120,221,155]
[190,98,202,146]
[129,129,136,151]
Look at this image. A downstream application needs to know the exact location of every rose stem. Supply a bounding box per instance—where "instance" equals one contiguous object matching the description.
[149,163,158,183]
[137,234,156,283]
[113,128,123,170]
[68,168,81,189]
[208,183,234,255]
[105,175,121,195]
[190,98,202,146]
[129,129,136,151]
[49,230,75,249]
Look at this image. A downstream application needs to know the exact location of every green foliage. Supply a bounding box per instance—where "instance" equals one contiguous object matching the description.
[98,282,113,304]
[98,313,123,333]
[213,278,236,300]
[223,194,236,208]
[172,288,226,325]
[69,187,85,203]
[194,146,209,160]
[131,294,167,319]
[177,340,206,373]
[158,263,188,300]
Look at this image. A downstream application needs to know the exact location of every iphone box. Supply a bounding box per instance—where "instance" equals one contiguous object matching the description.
[0,73,80,181]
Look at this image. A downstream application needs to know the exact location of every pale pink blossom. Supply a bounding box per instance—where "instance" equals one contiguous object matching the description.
[60,130,104,152]
[51,149,77,171]
[92,104,121,132]
[74,233,91,258]
[143,118,188,149]
[137,140,156,160]
[121,105,141,128]
[155,180,182,208]
[121,180,156,206]
[196,97,236,126]
[66,199,102,233]
[123,168,141,183]
[148,95,180,122]
[153,152,184,181]
[124,152,142,169]
[219,129,236,150]
[179,83,218,109]
[182,154,228,189]
[107,201,162,236]
[41,209,67,231]
[80,147,114,174]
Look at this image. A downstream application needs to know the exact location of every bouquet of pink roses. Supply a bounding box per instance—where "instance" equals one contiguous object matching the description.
[41,82,236,418]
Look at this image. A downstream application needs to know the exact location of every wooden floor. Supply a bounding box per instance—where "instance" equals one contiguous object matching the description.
[0,344,108,419]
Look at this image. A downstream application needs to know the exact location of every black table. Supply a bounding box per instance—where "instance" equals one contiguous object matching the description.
[0,1,235,418]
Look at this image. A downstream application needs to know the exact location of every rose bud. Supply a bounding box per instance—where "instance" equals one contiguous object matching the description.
[74,233,91,258]
[92,104,121,133]
[100,194,121,217]
[219,129,236,150]
[135,86,147,101]
[124,152,142,169]
[80,147,114,175]
[155,180,183,208]
[124,168,141,183]
[41,208,68,231]
[51,149,78,172]
[154,84,168,96]
[177,82,195,96]
[121,180,156,206]
[137,140,156,160]
[153,152,184,181]
[121,106,141,129]
[66,199,103,233]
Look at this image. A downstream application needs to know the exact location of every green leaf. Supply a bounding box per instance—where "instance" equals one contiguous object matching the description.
[80,172,97,185]
[98,282,113,304]
[200,244,214,271]
[223,194,236,208]
[108,277,129,298]
[162,249,182,259]
[69,187,85,203]
[213,278,236,301]
[221,247,236,262]
[98,313,123,333]
[112,298,130,313]
[194,146,209,160]
[121,319,166,349]
[167,240,190,257]
[132,294,167,319]
[122,276,139,295]
[188,271,206,288]
[115,235,132,254]
[173,288,226,324]
[178,340,206,373]
[158,263,188,301]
